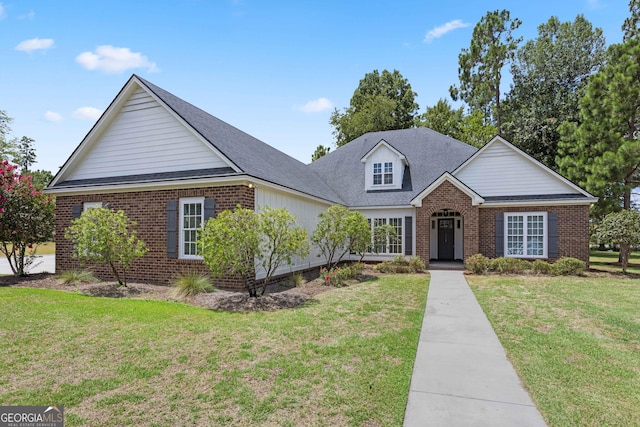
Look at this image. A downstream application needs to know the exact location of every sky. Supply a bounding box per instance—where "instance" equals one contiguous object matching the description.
[0,0,632,174]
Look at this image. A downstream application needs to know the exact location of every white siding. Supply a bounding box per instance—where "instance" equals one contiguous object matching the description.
[455,141,577,196]
[355,208,415,262]
[363,145,404,191]
[254,187,330,279]
[67,88,229,181]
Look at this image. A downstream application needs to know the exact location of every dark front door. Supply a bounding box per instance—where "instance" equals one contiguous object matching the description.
[438,219,455,260]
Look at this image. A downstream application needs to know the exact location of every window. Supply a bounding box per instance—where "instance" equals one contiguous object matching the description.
[180,197,204,259]
[83,202,102,211]
[370,217,403,254]
[505,213,547,258]
[373,162,393,186]
[384,162,393,184]
[373,163,382,185]
[388,218,402,254]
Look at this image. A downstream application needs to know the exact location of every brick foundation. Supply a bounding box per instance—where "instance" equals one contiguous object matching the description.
[55,185,254,289]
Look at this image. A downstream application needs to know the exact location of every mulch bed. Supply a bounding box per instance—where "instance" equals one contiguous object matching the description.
[0,271,370,312]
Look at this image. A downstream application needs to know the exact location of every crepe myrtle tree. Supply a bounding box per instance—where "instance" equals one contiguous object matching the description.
[312,205,373,269]
[65,207,148,286]
[0,161,55,276]
[200,206,309,297]
[594,210,640,273]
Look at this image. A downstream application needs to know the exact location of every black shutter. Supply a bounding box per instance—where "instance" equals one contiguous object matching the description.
[495,214,504,257]
[204,198,216,221]
[404,216,413,256]
[72,205,82,220]
[167,200,178,259]
[548,212,559,259]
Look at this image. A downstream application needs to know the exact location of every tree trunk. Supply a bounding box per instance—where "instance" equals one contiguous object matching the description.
[621,243,630,273]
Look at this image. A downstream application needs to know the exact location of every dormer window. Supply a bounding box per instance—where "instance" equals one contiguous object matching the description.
[373,162,393,186]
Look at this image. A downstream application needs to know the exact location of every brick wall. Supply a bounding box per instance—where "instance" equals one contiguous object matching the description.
[479,204,590,264]
[415,181,480,268]
[55,185,255,289]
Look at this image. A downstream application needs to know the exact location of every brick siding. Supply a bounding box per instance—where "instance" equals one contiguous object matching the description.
[55,185,254,290]
[479,205,590,265]
[414,180,590,267]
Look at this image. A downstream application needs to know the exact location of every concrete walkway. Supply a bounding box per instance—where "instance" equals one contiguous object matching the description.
[404,270,547,427]
[0,255,55,275]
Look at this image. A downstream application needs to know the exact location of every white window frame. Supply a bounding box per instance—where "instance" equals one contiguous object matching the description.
[83,202,102,211]
[369,216,403,254]
[373,163,382,185]
[384,162,393,185]
[179,197,204,260]
[504,212,548,259]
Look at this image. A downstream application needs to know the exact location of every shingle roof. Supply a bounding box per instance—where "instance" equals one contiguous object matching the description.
[308,128,478,207]
[136,76,344,204]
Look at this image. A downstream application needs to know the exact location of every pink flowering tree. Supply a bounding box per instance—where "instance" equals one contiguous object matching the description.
[0,161,55,276]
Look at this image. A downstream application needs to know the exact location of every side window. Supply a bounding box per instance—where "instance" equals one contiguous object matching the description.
[505,212,547,258]
[180,197,204,259]
[384,162,393,185]
[83,202,102,211]
[373,163,382,185]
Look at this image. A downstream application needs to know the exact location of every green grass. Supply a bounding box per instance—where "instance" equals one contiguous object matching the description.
[0,274,428,426]
[468,275,640,426]
[2,241,55,256]
[590,249,640,275]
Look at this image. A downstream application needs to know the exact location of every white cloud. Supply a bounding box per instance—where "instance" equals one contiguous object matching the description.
[44,111,63,122]
[295,97,334,113]
[76,45,158,74]
[19,10,35,19]
[424,19,470,43]
[0,3,6,20]
[15,38,54,52]
[587,0,604,9]
[73,107,102,120]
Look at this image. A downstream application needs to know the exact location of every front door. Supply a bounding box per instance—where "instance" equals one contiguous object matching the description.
[438,219,454,260]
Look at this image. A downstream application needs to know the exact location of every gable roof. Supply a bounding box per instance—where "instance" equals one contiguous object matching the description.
[453,135,597,202]
[411,172,484,207]
[48,75,343,204]
[308,128,478,207]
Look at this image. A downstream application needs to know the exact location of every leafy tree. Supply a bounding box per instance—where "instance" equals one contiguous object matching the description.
[594,210,640,273]
[14,136,36,172]
[450,9,522,134]
[623,0,639,41]
[65,207,148,286]
[557,37,640,213]
[28,169,54,190]
[312,205,371,269]
[201,206,309,297]
[502,15,606,167]
[419,99,495,147]
[0,161,55,276]
[0,110,17,162]
[257,207,310,295]
[330,69,419,146]
[311,144,331,162]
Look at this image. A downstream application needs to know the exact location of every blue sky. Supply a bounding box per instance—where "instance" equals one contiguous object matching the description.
[0,0,631,174]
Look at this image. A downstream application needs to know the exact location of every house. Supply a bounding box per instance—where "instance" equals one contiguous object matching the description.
[46,75,597,288]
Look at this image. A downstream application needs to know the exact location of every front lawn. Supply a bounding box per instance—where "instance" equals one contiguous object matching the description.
[590,249,640,275]
[468,275,640,426]
[0,274,428,426]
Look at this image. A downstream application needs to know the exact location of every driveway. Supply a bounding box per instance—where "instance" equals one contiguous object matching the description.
[0,255,55,275]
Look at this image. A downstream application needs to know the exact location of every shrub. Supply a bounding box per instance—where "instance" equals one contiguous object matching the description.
[374,256,424,274]
[465,254,491,274]
[59,269,99,285]
[490,257,530,274]
[289,272,305,287]
[530,259,553,275]
[321,262,364,287]
[172,271,215,298]
[553,257,586,276]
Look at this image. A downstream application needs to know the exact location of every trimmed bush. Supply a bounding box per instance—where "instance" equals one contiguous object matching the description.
[553,257,586,276]
[172,271,215,298]
[289,272,305,287]
[531,259,553,275]
[465,254,491,274]
[490,257,531,274]
[374,256,425,274]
